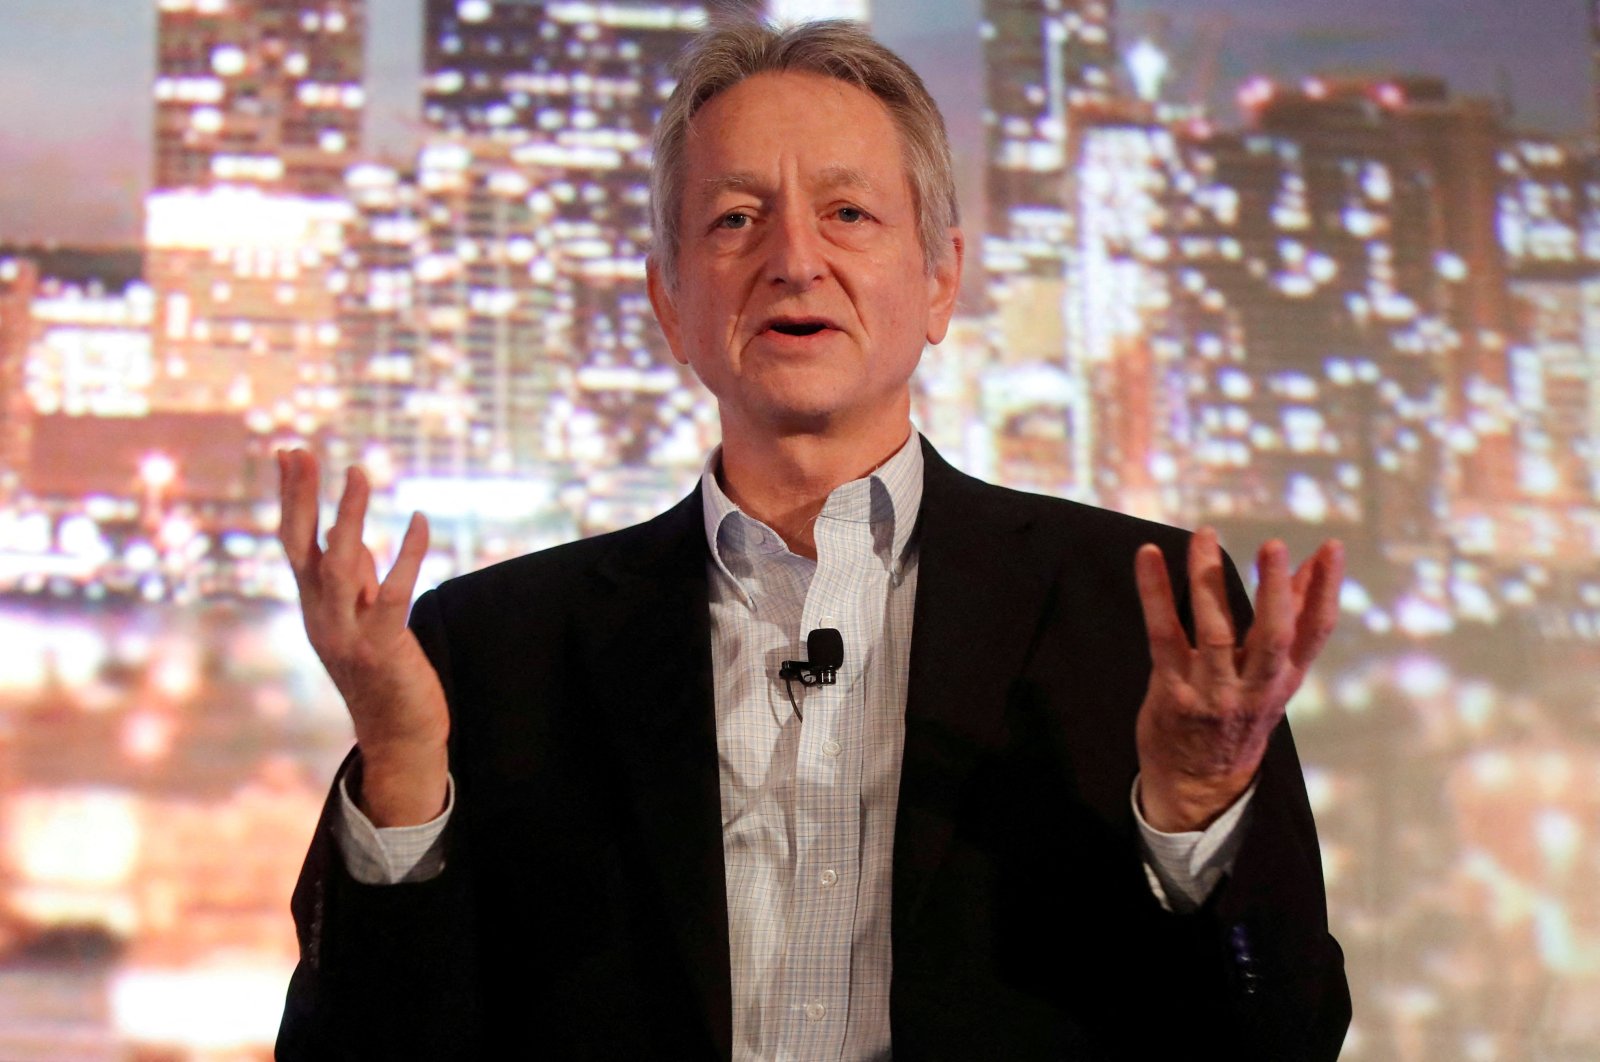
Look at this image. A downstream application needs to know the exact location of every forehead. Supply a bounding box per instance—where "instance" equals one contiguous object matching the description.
[682,70,910,198]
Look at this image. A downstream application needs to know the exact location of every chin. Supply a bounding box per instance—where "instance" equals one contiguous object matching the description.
[754,403,841,436]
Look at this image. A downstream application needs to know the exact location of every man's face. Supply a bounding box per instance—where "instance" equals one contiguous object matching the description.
[648,71,962,444]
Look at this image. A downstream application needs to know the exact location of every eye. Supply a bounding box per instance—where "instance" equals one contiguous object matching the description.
[716,212,751,230]
[836,206,868,224]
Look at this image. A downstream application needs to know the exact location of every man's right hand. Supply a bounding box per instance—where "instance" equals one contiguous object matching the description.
[277,449,450,827]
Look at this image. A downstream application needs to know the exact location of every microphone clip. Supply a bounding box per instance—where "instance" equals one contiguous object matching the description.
[778,658,838,688]
[779,628,844,721]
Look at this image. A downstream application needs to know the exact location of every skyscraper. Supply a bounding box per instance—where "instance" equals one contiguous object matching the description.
[981,0,1118,295]
[1498,137,1600,518]
[1061,79,1469,557]
[978,0,1120,498]
[418,0,749,469]
[147,0,366,433]
[145,188,351,427]
[332,145,578,486]
[154,0,365,196]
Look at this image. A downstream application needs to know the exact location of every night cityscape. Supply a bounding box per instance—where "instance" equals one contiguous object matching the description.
[1,0,1599,1057]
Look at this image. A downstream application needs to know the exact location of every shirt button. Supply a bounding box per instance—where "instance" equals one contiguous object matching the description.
[805,1001,826,1021]
[822,739,842,758]
[820,869,838,888]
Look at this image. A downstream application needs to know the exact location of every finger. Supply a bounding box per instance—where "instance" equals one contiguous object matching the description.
[373,512,430,626]
[1241,540,1293,689]
[277,449,323,579]
[1134,543,1188,673]
[1289,539,1345,670]
[320,466,372,612]
[1187,527,1237,678]
[325,466,371,561]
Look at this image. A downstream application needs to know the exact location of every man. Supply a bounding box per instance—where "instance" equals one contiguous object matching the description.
[277,19,1350,1060]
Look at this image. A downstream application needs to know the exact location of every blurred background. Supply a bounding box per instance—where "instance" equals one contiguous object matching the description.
[1,0,1598,1057]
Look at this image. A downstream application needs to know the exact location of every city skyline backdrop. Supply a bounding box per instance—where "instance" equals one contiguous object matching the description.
[2,0,1596,246]
[1,0,1599,1058]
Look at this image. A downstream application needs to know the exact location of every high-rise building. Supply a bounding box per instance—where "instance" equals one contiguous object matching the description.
[332,145,578,486]
[1389,85,1519,508]
[420,0,749,469]
[981,0,1118,294]
[1192,79,1449,553]
[148,0,366,439]
[154,0,365,196]
[978,0,1120,497]
[145,188,351,430]
[1497,137,1600,515]
[1060,80,1464,557]
[0,258,38,500]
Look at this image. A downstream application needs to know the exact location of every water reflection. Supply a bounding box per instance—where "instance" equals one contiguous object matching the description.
[0,600,346,1058]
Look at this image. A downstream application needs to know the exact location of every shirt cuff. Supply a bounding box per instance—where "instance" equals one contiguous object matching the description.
[332,764,455,885]
[1132,774,1257,914]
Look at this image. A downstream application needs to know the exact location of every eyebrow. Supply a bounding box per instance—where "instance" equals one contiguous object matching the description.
[695,165,879,207]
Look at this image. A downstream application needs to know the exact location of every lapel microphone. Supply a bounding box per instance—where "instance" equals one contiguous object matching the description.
[779,627,843,721]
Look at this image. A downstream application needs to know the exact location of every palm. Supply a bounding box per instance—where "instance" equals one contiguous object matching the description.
[1133,529,1343,832]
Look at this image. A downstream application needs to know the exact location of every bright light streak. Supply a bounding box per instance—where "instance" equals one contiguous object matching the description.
[140,453,177,492]
[1125,39,1168,103]
[145,189,353,253]
[210,46,246,77]
[6,789,140,888]
[112,964,297,1049]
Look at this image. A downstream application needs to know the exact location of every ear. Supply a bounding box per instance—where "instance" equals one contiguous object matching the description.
[924,227,964,346]
[646,255,688,365]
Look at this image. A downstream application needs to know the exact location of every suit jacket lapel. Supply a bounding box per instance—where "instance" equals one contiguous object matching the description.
[584,488,733,1059]
[893,439,1061,932]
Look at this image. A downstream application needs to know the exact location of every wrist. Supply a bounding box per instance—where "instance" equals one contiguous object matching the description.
[356,742,449,827]
[1138,768,1253,833]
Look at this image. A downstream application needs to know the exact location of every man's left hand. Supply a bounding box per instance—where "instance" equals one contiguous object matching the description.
[1133,528,1344,833]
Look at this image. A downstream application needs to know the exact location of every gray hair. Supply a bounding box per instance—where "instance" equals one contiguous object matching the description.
[649,18,960,291]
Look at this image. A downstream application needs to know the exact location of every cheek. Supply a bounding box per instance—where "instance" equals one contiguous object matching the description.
[678,294,742,374]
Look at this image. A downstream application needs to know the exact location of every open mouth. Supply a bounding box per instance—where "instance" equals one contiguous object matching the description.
[764,318,834,337]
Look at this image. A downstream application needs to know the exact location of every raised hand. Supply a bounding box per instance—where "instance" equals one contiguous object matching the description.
[277,449,450,826]
[1133,528,1344,833]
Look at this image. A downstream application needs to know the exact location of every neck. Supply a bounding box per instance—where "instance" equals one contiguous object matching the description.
[717,417,913,560]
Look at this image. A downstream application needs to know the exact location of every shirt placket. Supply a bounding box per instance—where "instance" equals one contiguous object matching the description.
[782,489,879,1059]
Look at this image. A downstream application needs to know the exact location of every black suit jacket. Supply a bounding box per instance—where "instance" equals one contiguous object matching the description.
[278,440,1349,1059]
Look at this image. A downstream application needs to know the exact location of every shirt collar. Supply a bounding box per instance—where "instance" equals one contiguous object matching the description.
[699,431,924,600]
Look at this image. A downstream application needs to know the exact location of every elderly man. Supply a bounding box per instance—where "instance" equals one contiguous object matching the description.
[276,19,1349,1061]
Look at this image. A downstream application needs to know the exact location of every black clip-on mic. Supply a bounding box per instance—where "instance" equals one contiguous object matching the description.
[779,627,843,721]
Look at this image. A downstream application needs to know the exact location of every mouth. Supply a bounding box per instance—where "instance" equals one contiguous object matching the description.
[760,315,839,338]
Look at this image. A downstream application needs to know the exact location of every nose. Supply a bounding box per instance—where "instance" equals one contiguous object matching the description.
[768,202,827,292]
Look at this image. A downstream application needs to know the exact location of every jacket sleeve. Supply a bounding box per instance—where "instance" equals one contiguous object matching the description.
[276,588,484,1060]
[1167,548,1351,1060]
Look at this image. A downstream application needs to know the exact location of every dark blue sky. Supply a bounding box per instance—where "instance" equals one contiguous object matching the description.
[0,0,1590,245]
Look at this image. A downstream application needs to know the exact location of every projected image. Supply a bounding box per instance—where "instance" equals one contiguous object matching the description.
[1,0,1598,1057]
